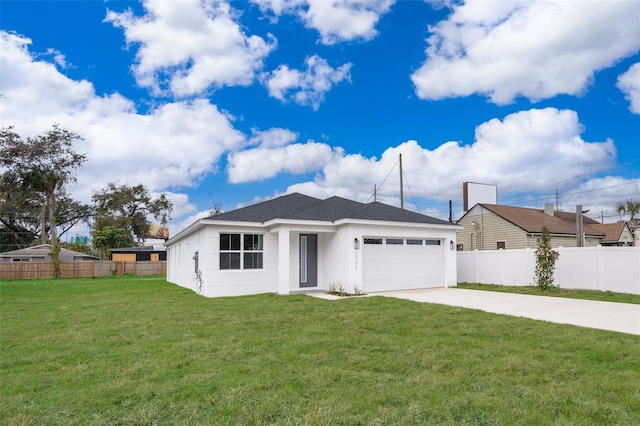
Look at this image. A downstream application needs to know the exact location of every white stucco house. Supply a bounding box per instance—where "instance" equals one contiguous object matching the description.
[166,193,461,297]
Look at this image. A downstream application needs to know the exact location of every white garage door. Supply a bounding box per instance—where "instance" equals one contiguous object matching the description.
[362,237,444,293]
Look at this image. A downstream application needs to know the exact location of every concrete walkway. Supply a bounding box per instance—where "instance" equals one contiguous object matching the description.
[311,288,640,335]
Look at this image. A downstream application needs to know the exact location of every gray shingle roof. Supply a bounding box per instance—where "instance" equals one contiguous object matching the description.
[208,193,451,225]
[0,244,99,260]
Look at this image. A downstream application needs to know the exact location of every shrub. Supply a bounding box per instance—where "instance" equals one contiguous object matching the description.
[534,227,559,291]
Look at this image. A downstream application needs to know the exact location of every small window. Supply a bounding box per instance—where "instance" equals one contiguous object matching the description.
[407,239,423,245]
[425,239,441,246]
[364,238,383,245]
[386,238,404,245]
[497,241,506,250]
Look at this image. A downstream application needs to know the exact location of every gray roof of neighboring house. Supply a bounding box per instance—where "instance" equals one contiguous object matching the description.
[207,193,452,225]
[0,244,99,260]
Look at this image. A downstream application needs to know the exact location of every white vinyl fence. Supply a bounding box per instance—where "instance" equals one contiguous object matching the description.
[457,246,640,295]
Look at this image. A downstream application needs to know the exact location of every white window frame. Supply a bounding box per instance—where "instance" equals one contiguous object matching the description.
[219,233,264,270]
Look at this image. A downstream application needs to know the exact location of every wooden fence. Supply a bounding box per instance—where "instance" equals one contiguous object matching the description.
[0,260,167,280]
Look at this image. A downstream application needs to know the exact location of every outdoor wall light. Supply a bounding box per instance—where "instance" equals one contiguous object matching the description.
[450,240,455,250]
[354,238,360,249]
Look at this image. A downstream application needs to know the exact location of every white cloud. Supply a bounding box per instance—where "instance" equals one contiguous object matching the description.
[43,48,68,68]
[252,0,394,44]
[0,30,246,206]
[252,0,304,17]
[105,0,275,97]
[74,99,245,194]
[617,63,640,115]
[162,192,198,220]
[227,141,336,183]
[248,127,298,148]
[228,126,332,184]
[411,0,640,104]
[423,0,455,10]
[285,108,617,205]
[262,55,352,110]
[0,32,96,124]
[171,209,214,236]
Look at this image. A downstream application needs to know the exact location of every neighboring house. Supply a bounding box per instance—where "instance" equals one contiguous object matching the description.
[592,222,635,246]
[166,193,461,298]
[110,246,167,261]
[456,203,611,250]
[0,244,99,262]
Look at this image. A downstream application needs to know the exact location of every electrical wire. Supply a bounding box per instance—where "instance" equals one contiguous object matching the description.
[365,159,399,203]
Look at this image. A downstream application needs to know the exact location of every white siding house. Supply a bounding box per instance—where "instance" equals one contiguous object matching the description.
[166,193,461,297]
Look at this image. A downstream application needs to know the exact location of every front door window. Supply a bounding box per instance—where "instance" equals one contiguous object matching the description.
[300,235,308,284]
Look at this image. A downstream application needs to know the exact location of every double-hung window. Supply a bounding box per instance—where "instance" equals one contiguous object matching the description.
[243,234,263,269]
[220,233,263,270]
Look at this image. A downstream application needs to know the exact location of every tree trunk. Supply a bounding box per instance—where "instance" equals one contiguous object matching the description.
[48,191,57,250]
[40,203,47,244]
[48,191,60,278]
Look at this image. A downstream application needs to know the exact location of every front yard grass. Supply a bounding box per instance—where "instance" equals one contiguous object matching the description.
[2,277,639,425]
[457,282,640,304]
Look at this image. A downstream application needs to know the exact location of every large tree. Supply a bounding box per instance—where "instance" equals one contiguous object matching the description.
[0,172,42,250]
[1,125,87,274]
[0,187,92,252]
[91,183,172,244]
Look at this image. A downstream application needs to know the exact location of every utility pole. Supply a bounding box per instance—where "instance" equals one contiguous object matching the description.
[576,205,584,247]
[399,153,404,209]
[373,184,377,202]
[555,189,559,210]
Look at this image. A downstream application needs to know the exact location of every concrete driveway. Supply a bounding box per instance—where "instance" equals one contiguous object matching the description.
[311,288,640,335]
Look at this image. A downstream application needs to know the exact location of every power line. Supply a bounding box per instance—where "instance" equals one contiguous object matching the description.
[402,168,421,212]
[499,173,596,202]
[365,159,399,203]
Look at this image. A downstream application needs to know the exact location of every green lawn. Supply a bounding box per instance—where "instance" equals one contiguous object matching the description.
[2,277,639,425]
[457,282,640,305]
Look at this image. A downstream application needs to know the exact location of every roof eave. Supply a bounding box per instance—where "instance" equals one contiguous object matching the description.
[527,232,605,238]
[334,217,462,229]
[264,218,336,228]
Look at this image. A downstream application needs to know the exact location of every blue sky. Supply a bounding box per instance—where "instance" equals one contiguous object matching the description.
[1,0,639,236]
